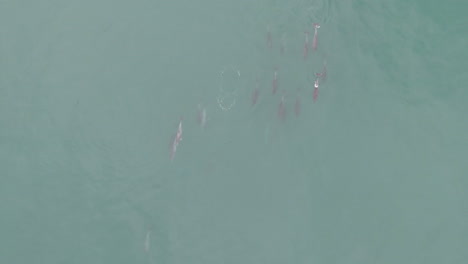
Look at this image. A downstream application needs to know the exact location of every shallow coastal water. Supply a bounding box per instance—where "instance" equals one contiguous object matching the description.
[1,0,467,263]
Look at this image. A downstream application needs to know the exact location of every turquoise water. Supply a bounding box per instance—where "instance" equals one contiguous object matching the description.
[1,0,467,263]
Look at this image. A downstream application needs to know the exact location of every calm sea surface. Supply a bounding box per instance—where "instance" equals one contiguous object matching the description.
[1,0,467,263]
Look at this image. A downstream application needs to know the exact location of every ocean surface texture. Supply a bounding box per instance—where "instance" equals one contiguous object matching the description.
[1,0,467,263]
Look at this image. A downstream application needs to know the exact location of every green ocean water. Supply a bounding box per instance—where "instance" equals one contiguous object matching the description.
[1,0,467,263]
